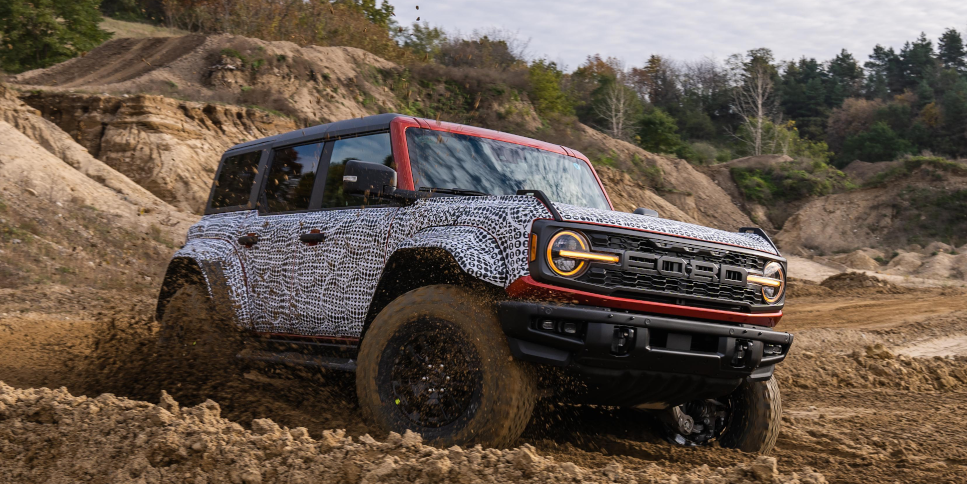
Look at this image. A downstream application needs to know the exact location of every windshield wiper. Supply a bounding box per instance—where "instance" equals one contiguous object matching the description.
[418,187,490,197]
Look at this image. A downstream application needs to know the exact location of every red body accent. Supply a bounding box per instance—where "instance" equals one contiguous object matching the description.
[505,276,782,327]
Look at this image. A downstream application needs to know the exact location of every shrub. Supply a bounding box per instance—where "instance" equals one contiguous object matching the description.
[731,159,854,203]
[865,156,967,187]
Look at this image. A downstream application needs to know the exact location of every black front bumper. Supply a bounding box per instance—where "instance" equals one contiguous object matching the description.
[498,301,793,407]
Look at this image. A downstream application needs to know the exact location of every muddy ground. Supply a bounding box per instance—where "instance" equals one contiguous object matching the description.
[2,278,967,483]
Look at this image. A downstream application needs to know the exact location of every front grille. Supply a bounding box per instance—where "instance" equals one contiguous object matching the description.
[579,232,769,309]
[583,268,761,306]
[591,233,763,270]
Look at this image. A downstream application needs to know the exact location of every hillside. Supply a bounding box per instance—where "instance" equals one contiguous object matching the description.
[0,84,195,291]
[10,34,752,229]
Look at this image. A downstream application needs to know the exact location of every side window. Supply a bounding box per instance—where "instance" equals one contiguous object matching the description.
[261,142,323,213]
[321,132,394,208]
[210,151,262,210]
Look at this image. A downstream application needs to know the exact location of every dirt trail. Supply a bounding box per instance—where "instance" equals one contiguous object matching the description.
[14,36,209,88]
[2,278,967,482]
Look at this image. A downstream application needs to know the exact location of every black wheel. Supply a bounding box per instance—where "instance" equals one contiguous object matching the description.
[660,377,782,454]
[356,284,537,448]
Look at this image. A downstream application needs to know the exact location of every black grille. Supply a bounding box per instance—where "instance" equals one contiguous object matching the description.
[580,232,768,308]
[583,268,761,306]
[590,233,763,270]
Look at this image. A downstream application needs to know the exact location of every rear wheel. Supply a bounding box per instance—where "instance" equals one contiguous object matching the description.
[356,284,537,448]
[660,377,782,454]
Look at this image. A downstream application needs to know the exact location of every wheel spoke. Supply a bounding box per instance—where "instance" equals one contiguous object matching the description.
[389,319,481,428]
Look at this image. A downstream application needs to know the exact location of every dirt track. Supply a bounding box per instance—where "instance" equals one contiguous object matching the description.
[2,280,967,483]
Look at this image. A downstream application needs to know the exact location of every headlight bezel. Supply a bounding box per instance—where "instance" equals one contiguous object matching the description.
[759,261,785,304]
[546,230,591,277]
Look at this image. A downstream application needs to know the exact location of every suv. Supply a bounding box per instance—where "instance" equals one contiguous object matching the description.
[156,114,792,452]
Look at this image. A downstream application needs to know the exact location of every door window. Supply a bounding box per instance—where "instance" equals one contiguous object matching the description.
[210,151,262,210]
[261,143,324,213]
[321,133,394,208]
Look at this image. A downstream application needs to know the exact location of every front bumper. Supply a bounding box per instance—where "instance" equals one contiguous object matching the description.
[498,300,793,407]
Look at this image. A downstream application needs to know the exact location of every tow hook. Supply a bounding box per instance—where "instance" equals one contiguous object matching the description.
[611,326,636,356]
[732,339,753,368]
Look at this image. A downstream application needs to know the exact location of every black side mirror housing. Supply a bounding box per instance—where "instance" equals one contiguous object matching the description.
[343,160,397,196]
[634,207,659,217]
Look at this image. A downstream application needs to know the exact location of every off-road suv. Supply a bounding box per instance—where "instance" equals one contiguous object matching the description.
[156,114,793,452]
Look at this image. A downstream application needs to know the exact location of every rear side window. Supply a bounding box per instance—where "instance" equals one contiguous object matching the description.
[261,142,323,213]
[210,151,262,210]
[321,133,394,208]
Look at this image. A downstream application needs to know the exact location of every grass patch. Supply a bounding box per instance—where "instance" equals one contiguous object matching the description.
[220,48,247,65]
[866,156,967,187]
[731,160,855,204]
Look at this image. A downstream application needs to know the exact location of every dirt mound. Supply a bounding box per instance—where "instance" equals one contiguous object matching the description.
[777,348,967,392]
[775,160,967,254]
[20,90,297,212]
[13,36,209,88]
[841,160,903,185]
[13,34,400,124]
[819,272,902,292]
[594,166,696,224]
[0,383,822,484]
[0,83,195,289]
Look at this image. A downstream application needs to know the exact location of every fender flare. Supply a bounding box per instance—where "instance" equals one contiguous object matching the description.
[155,238,251,326]
[388,226,512,287]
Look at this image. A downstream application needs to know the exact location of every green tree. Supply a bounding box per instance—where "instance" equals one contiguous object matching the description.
[347,0,395,29]
[865,45,903,97]
[0,0,112,73]
[839,121,914,163]
[401,22,446,60]
[899,33,939,89]
[826,49,864,105]
[527,59,573,117]
[636,108,685,155]
[938,28,967,74]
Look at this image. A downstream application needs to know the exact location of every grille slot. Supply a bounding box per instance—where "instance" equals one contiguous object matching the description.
[578,232,768,310]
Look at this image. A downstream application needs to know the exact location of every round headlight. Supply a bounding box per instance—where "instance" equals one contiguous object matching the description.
[547,230,589,277]
[762,261,785,303]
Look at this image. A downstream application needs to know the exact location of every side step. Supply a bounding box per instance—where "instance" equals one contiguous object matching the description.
[236,349,357,372]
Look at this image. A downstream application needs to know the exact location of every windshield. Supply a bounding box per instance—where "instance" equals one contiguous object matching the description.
[406,128,611,210]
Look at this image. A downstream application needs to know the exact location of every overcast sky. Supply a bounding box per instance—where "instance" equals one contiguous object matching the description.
[391,0,967,69]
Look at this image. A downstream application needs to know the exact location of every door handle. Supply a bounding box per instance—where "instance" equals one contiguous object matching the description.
[237,233,258,247]
[299,231,325,245]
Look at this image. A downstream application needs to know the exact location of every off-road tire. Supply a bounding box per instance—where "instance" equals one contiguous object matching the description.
[719,377,782,454]
[356,284,537,448]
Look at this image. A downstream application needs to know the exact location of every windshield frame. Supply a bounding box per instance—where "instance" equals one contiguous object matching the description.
[396,121,613,210]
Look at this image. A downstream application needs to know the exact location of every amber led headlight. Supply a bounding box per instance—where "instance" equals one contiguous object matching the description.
[748,261,785,303]
[546,230,620,277]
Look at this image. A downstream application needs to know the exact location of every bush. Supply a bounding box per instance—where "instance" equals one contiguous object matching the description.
[865,156,967,187]
[528,60,573,118]
[838,121,915,164]
[636,108,686,155]
[730,159,854,203]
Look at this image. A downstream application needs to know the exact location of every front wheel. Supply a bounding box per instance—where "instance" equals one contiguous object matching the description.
[356,284,537,448]
[660,377,782,454]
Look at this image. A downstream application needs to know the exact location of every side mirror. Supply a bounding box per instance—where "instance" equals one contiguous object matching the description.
[343,160,397,196]
[633,207,659,217]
